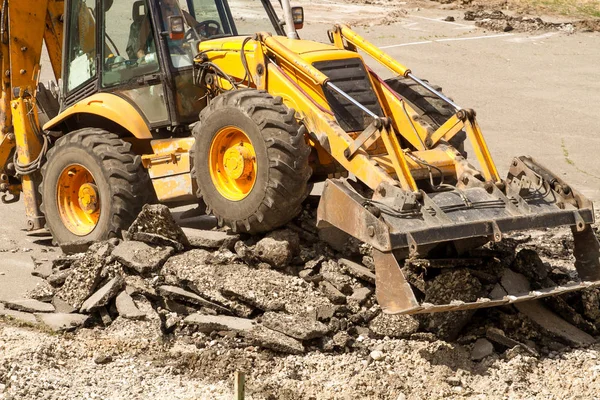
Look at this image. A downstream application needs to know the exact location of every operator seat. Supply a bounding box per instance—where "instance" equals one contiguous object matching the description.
[126,0,154,59]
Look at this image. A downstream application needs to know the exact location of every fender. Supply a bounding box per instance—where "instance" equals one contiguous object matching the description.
[43,93,153,139]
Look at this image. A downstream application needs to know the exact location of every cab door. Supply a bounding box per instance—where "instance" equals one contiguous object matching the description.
[99,0,171,129]
[62,0,100,107]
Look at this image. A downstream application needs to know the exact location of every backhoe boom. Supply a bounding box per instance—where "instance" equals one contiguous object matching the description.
[0,0,63,229]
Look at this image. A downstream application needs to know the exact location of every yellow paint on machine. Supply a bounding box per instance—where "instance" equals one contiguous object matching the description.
[152,174,195,203]
[43,93,153,139]
[143,137,196,203]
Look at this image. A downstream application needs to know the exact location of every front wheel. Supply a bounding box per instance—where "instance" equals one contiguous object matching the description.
[40,128,154,245]
[192,89,312,234]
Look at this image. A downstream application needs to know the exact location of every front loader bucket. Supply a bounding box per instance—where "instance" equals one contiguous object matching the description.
[317,156,600,314]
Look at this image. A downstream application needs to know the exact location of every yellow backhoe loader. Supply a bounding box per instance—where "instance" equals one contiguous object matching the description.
[1,0,599,315]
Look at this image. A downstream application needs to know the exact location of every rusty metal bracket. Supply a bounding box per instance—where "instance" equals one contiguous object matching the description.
[373,249,420,314]
[343,119,382,160]
[317,178,392,251]
[572,224,600,281]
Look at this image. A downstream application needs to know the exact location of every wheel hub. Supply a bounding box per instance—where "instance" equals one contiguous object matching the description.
[57,164,100,236]
[78,183,99,214]
[223,145,253,180]
[209,126,257,201]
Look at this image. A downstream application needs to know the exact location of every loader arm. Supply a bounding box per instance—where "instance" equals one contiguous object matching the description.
[197,24,600,315]
[0,0,64,229]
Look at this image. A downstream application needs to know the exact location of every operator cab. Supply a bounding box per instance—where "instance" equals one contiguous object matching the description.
[61,0,288,135]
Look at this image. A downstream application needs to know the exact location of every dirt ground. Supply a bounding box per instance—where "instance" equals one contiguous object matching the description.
[2,322,600,400]
[4,1,600,399]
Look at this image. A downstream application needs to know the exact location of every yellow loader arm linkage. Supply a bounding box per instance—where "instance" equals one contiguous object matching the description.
[199,24,600,314]
[0,0,63,229]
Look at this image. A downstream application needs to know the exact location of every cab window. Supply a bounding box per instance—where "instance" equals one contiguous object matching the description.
[65,0,97,91]
[161,0,284,69]
[101,0,160,87]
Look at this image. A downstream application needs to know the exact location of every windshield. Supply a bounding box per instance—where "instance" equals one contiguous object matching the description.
[161,0,284,68]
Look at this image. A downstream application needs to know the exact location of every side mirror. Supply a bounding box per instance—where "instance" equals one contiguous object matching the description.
[168,15,185,40]
[291,6,304,30]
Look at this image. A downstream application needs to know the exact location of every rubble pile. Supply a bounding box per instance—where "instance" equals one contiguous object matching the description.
[1,204,600,360]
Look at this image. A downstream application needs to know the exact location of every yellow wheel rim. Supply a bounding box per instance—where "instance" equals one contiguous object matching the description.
[56,164,100,235]
[209,126,257,201]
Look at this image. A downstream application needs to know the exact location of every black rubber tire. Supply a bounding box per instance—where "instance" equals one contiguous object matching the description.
[384,76,466,152]
[192,89,311,234]
[40,128,154,245]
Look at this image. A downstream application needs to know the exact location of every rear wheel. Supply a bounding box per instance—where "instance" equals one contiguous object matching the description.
[385,76,466,152]
[40,128,154,245]
[192,89,311,234]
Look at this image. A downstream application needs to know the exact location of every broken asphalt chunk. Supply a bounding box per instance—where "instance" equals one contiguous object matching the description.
[46,270,72,287]
[3,299,55,313]
[35,313,89,332]
[31,259,53,279]
[60,239,95,255]
[244,324,305,355]
[0,303,39,325]
[26,281,55,302]
[184,313,304,354]
[318,281,346,305]
[181,227,239,250]
[220,266,332,315]
[80,276,124,313]
[486,327,538,356]
[112,241,174,275]
[349,287,372,306]
[158,285,230,314]
[184,313,255,332]
[339,258,376,284]
[260,311,329,340]
[127,204,190,247]
[130,232,185,252]
[52,296,76,314]
[115,291,146,320]
[418,269,482,341]
[54,242,114,309]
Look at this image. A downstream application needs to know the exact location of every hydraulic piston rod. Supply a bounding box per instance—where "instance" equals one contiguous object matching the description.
[326,82,380,119]
[406,73,461,111]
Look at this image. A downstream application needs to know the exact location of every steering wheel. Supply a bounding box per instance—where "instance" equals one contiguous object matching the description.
[184,19,222,41]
